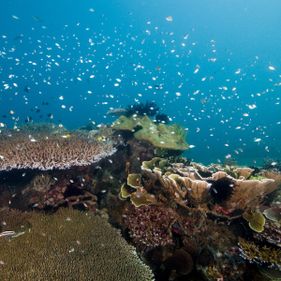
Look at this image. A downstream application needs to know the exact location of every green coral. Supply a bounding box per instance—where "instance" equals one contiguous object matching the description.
[119,173,157,208]
[112,115,188,151]
[243,210,266,233]
[0,208,154,281]
[141,157,168,172]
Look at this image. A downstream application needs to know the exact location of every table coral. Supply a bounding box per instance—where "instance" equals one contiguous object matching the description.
[0,125,116,171]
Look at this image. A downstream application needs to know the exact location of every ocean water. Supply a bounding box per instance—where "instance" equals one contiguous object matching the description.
[1,2,281,281]
[1,0,281,164]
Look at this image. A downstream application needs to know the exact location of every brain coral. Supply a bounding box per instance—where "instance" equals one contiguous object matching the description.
[0,125,116,171]
[0,208,154,281]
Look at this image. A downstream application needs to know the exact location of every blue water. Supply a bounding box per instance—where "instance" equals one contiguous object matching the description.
[1,0,281,165]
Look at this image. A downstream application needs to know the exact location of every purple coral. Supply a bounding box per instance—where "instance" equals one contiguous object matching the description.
[123,205,178,249]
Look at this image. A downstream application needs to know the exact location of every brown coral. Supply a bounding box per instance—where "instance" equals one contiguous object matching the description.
[0,208,154,281]
[238,238,281,271]
[0,126,116,171]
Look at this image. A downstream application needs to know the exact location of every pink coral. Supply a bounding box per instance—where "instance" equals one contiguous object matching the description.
[123,205,178,249]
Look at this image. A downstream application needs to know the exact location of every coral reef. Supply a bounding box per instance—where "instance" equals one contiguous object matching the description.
[0,124,116,171]
[1,118,281,281]
[0,208,154,281]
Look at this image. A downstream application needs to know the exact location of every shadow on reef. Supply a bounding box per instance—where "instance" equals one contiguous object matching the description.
[0,116,280,281]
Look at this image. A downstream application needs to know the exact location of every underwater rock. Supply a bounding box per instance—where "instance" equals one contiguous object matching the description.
[0,208,154,281]
[164,249,194,277]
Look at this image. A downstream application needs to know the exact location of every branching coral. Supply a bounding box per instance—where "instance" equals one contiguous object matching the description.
[238,238,281,271]
[0,208,154,281]
[123,205,178,249]
[0,126,116,171]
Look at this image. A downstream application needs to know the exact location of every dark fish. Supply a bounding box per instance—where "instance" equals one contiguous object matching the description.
[32,16,43,22]
[24,86,30,93]
[25,116,32,123]
[154,84,164,90]
[14,34,24,41]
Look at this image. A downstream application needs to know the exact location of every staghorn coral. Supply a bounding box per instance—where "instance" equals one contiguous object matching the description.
[0,208,154,281]
[123,205,178,249]
[0,125,116,171]
[238,238,281,271]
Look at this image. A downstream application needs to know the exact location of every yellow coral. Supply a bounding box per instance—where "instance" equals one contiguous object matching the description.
[239,238,281,270]
[243,210,266,233]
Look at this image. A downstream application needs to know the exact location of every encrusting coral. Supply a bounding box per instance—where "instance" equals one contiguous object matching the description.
[0,124,116,171]
[0,208,154,281]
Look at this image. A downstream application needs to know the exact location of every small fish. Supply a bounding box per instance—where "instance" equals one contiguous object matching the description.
[0,230,16,238]
[166,16,173,22]
[106,108,127,116]
[24,86,30,93]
